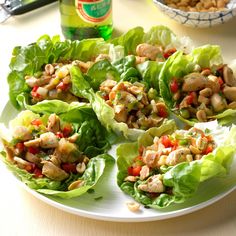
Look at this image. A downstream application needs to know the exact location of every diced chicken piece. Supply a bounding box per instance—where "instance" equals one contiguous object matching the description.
[138,174,165,193]
[55,138,82,163]
[13,156,33,170]
[42,161,69,181]
[40,132,59,148]
[114,104,128,123]
[182,73,208,92]
[223,86,236,102]
[47,114,60,133]
[166,148,191,166]
[139,165,150,180]
[136,43,163,61]
[142,149,159,168]
[210,93,227,112]
[223,65,236,87]
[25,152,41,165]
[24,138,41,147]
[25,75,51,87]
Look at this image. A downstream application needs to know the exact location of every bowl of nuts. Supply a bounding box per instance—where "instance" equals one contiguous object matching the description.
[153,0,236,27]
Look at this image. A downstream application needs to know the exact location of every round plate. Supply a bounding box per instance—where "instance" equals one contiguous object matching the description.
[1,102,236,222]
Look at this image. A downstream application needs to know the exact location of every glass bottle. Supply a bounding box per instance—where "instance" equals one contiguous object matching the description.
[59,0,113,40]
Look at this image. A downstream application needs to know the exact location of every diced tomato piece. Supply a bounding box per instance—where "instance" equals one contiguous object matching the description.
[218,77,224,87]
[161,135,173,148]
[127,166,134,176]
[56,82,69,91]
[31,86,41,98]
[132,166,142,176]
[62,125,73,137]
[34,168,43,178]
[31,118,42,126]
[56,132,64,139]
[186,92,195,105]
[170,79,179,93]
[158,106,168,118]
[203,145,213,155]
[15,142,25,152]
[61,163,77,173]
[163,48,177,59]
[127,166,142,176]
[24,163,36,173]
[28,146,40,155]
[32,86,39,92]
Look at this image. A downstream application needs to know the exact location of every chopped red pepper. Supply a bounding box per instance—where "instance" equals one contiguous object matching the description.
[31,86,41,98]
[56,132,64,139]
[203,145,213,155]
[62,124,73,137]
[127,165,142,176]
[15,142,25,152]
[161,135,173,148]
[170,79,179,93]
[31,118,42,126]
[186,92,196,105]
[32,86,39,92]
[61,163,77,173]
[28,146,40,155]
[158,106,168,118]
[163,48,177,59]
[34,168,43,178]
[218,77,224,87]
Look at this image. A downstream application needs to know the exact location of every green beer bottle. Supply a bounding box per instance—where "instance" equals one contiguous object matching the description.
[59,0,113,40]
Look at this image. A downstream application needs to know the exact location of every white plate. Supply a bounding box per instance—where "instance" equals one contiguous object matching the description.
[1,101,236,222]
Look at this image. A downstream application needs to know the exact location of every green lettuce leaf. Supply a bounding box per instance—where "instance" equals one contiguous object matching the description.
[7,35,110,109]
[117,121,236,208]
[36,154,114,198]
[158,45,235,124]
[0,102,115,198]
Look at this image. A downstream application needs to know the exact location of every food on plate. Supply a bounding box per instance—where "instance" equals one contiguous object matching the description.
[163,0,229,12]
[3,25,236,211]
[8,25,192,111]
[159,45,236,125]
[99,79,168,129]
[0,101,114,198]
[117,120,236,208]
[7,35,119,109]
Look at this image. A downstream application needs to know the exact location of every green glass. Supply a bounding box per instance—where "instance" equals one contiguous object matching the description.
[59,0,113,40]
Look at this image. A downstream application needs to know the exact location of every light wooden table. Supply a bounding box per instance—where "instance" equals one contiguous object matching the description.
[1,1,236,235]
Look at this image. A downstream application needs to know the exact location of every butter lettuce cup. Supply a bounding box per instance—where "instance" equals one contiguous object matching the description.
[65,26,193,140]
[0,100,114,198]
[117,120,236,208]
[7,35,118,110]
[159,45,236,126]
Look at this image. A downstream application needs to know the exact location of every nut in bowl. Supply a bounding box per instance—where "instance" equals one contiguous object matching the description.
[153,0,236,27]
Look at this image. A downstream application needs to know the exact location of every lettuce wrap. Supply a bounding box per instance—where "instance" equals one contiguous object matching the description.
[117,120,236,208]
[7,35,123,110]
[159,45,236,126]
[0,101,114,198]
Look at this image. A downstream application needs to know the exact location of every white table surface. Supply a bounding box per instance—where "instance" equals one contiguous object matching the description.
[1,0,236,235]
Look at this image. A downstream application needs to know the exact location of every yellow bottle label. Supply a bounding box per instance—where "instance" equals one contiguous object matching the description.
[75,0,112,23]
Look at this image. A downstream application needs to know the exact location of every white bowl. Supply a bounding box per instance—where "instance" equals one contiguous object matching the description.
[153,0,236,28]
